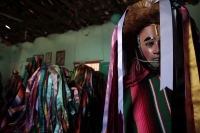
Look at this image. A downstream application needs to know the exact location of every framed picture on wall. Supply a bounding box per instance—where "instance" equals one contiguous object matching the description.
[56,50,65,66]
[45,52,52,64]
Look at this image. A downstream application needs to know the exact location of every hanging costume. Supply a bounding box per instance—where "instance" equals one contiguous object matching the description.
[0,56,42,132]
[102,0,200,133]
[70,64,107,133]
[0,63,107,133]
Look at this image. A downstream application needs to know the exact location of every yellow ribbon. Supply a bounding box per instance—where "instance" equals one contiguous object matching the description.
[188,21,200,132]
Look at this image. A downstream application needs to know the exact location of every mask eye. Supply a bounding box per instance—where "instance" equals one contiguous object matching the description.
[146,42,154,47]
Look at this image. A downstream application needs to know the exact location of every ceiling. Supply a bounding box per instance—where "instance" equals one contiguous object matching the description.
[0,0,138,45]
[0,0,198,46]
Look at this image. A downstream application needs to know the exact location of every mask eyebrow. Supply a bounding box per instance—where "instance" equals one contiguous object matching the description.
[144,36,155,42]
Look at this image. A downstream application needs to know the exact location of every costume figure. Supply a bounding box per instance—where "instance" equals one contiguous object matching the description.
[3,70,22,102]
[102,0,200,133]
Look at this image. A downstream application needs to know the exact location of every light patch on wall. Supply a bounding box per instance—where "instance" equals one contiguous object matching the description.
[74,61,100,71]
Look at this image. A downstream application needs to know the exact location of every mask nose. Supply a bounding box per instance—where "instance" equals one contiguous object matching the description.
[153,40,160,54]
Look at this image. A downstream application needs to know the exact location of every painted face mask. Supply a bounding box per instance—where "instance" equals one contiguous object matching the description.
[137,24,160,71]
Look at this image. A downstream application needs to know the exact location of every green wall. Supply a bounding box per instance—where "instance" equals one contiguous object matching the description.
[0,22,115,84]
[186,3,200,30]
[0,46,12,84]
[0,4,200,84]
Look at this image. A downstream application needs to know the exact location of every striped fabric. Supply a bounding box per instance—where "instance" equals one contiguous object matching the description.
[124,75,171,133]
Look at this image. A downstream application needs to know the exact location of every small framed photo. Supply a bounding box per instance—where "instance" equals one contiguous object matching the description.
[56,50,65,66]
[45,52,52,64]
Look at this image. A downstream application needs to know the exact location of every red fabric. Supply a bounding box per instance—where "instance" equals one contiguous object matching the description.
[130,83,162,133]
[124,61,150,89]
[180,6,196,133]
[106,42,119,133]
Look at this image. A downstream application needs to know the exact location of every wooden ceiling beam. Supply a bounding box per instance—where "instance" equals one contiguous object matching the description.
[79,0,104,24]
[99,0,121,13]
[61,0,102,26]
[60,0,76,12]
[49,0,80,30]
[0,0,132,44]
[21,0,79,31]
[21,0,58,18]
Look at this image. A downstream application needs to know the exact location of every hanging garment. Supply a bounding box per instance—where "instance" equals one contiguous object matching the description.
[3,74,22,103]
[70,64,107,133]
[0,56,42,132]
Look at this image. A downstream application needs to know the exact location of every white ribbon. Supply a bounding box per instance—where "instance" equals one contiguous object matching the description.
[117,10,127,114]
[160,0,173,90]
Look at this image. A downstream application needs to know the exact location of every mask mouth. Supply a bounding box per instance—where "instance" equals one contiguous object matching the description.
[153,57,160,61]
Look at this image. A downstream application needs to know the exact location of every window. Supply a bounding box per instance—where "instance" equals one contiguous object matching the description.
[74,61,100,71]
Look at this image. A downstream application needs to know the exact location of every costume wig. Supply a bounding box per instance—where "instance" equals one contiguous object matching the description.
[123,1,160,36]
[122,0,160,72]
